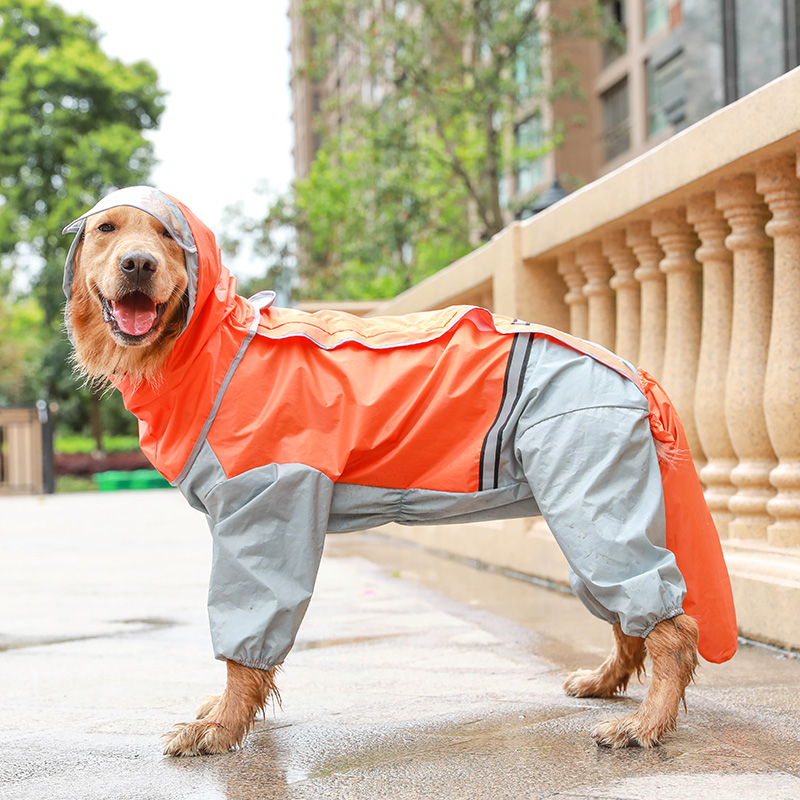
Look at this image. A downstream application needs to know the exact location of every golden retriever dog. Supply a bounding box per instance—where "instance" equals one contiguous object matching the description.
[65,189,735,757]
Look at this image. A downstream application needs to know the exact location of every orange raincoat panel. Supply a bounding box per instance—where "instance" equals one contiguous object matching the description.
[639,371,738,663]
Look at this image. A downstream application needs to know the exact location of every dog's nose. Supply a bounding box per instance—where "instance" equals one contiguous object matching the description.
[119,250,158,279]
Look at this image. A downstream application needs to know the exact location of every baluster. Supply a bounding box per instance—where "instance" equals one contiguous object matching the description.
[603,229,640,364]
[757,154,800,547]
[651,208,704,463]
[688,192,736,535]
[716,174,776,539]
[557,252,588,339]
[577,241,615,350]
[627,221,666,378]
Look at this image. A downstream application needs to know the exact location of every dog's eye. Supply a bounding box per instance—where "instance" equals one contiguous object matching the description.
[97,222,115,233]
[162,229,173,240]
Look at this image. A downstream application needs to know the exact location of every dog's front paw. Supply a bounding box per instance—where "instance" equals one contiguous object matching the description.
[195,694,221,719]
[162,719,238,757]
[591,712,669,749]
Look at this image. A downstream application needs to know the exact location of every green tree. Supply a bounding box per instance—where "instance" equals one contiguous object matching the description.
[295,129,473,300]
[0,281,47,404]
[0,0,164,445]
[0,0,164,321]
[270,0,604,300]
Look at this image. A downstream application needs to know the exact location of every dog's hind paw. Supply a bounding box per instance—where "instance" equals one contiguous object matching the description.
[564,668,626,699]
[162,719,239,757]
[591,713,670,749]
[564,669,603,697]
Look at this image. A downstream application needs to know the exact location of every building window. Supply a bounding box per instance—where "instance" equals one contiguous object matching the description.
[601,78,630,162]
[647,61,668,136]
[516,114,545,195]
[644,0,671,36]
[515,32,542,100]
[602,0,627,66]
[682,0,725,123]
[498,172,510,210]
[734,0,785,96]
[647,48,686,136]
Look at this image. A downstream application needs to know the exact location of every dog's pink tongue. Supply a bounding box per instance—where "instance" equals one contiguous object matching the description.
[112,294,157,336]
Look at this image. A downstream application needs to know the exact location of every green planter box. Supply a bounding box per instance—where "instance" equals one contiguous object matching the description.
[95,469,171,491]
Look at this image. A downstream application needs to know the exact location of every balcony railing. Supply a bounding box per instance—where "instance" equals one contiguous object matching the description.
[372,66,800,651]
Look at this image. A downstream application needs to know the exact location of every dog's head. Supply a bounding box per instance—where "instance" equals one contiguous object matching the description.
[64,188,198,384]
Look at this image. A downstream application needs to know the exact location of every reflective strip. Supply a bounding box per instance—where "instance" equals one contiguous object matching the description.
[532,325,642,388]
[172,303,262,486]
[248,290,276,310]
[479,333,534,491]
[62,186,198,253]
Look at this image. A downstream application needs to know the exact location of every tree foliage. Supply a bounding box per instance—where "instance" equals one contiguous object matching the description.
[257,0,604,301]
[0,0,165,322]
[293,125,473,300]
[0,290,46,403]
[0,0,164,442]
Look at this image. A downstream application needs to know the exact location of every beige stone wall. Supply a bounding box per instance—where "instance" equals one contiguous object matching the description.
[372,67,800,652]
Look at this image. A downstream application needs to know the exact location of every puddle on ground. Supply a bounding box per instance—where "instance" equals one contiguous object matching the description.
[293,632,404,651]
[114,617,177,627]
[0,617,177,651]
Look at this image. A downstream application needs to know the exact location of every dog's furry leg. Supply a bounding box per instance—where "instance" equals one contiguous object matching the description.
[563,623,646,698]
[194,694,222,720]
[591,614,699,748]
[163,660,280,756]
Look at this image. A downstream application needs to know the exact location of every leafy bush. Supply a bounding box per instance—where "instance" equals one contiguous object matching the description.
[56,475,97,493]
[55,435,141,455]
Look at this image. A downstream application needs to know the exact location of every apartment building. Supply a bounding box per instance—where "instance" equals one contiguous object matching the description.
[289,0,800,211]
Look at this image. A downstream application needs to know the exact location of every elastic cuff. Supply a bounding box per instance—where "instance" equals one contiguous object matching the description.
[640,607,684,639]
[219,655,279,671]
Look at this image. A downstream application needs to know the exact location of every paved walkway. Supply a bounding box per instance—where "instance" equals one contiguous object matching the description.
[1,490,799,799]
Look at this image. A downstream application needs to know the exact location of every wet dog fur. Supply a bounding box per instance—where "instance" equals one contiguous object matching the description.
[69,205,699,756]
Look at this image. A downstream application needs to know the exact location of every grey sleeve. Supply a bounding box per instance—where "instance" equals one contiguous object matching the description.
[201,463,334,669]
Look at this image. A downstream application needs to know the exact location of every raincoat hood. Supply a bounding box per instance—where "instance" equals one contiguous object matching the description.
[62,186,241,338]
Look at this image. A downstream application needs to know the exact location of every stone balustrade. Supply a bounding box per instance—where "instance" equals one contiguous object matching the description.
[371,68,800,651]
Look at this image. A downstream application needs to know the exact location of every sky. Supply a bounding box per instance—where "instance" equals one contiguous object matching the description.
[57,0,295,278]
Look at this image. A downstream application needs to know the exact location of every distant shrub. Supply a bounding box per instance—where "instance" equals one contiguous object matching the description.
[55,435,141,455]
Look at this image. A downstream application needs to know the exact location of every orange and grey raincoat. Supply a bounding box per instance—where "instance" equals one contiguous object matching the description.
[63,187,737,670]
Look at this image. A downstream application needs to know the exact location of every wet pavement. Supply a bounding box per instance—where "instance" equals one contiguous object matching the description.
[1,489,799,799]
